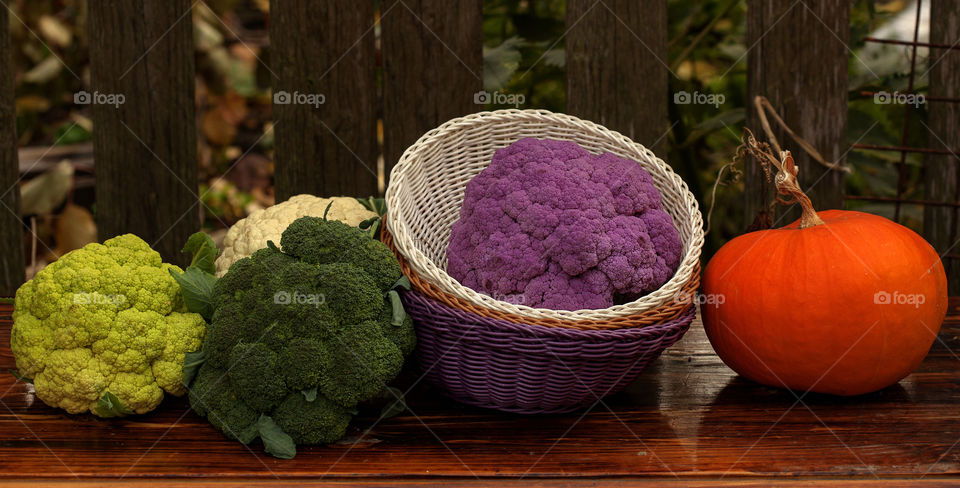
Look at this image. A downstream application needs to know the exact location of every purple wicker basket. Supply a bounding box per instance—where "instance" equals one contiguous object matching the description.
[402,289,695,414]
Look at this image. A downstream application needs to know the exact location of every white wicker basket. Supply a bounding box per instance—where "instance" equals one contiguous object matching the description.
[385,109,704,322]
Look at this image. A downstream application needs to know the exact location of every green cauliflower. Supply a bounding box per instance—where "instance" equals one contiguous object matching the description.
[10,234,206,417]
[187,216,414,459]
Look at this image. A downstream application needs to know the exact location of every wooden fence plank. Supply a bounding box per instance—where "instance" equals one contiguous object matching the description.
[0,5,25,295]
[566,0,669,154]
[923,0,960,294]
[270,0,378,200]
[745,0,849,228]
[381,0,483,183]
[88,0,199,265]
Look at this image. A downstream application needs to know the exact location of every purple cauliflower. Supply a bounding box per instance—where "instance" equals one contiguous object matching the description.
[446,138,682,311]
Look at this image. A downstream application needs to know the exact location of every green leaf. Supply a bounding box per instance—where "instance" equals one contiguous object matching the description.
[357,196,387,217]
[358,216,379,229]
[9,369,33,384]
[0,297,14,304]
[169,267,217,321]
[379,386,407,420]
[53,123,92,145]
[482,36,523,91]
[542,48,565,68]
[301,387,317,402]
[181,350,205,388]
[95,391,134,418]
[181,232,219,275]
[386,275,411,327]
[391,275,411,291]
[322,200,334,220]
[387,290,406,327]
[257,415,296,459]
[358,216,381,239]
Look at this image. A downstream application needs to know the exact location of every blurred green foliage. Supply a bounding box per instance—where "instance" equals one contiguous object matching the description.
[9,0,932,249]
[481,0,929,256]
[482,0,566,111]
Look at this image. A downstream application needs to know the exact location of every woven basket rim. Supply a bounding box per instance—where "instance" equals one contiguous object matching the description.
[405,284,698,340]
[383,218,699,331]
[385,108,705,321]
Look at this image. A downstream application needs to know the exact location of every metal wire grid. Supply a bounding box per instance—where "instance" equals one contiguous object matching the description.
[846,0,960,263]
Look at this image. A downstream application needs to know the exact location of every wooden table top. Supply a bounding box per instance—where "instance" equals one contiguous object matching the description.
[0,300,958,486]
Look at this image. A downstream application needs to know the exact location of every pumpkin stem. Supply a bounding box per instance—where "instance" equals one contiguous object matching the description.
[737,128,825,229]
[775,151,824,228]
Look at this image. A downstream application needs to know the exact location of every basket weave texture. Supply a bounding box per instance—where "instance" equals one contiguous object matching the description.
[383,225,699,330]
[403,288,696,414]
[385,109,704,322]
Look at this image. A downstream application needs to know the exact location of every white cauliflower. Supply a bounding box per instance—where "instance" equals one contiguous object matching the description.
[215,195,377,276]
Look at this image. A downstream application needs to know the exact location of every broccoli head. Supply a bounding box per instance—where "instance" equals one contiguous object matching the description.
[10,234,206,416]
[447,138,683,311]
[187,216,414,459]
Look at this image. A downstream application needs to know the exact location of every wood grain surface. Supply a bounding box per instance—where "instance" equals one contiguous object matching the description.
[923,0,960,295]
[0,6,25,297]
[270,0,379,199]
[744,0,849,227]
[0,301,958,485]
[380,0,483,185]
[87,0,200,267]
[566,0,670,156]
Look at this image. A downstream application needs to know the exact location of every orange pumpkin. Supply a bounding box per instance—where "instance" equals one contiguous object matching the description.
[701,149,948,396]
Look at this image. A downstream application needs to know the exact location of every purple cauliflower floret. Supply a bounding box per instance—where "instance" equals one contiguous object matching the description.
[447,138,682,311]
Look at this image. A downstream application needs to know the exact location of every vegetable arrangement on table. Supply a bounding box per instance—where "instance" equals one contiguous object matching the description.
[9,199,412,459]
[5,109,949,461]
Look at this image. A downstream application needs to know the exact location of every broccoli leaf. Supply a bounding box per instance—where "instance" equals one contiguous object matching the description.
[379,386,407,420]
[257,415,296,459]
[9,369,33,384]
[358,216,381,238]
[169,267,217,321]
[387,290,406,327]
[387,276,411,327]
[391,275,411,291]
[301,387,318,402]
[181,350,205,388]
[95,391,135,418]
[181,231,219,275]
[358,196,387,217]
